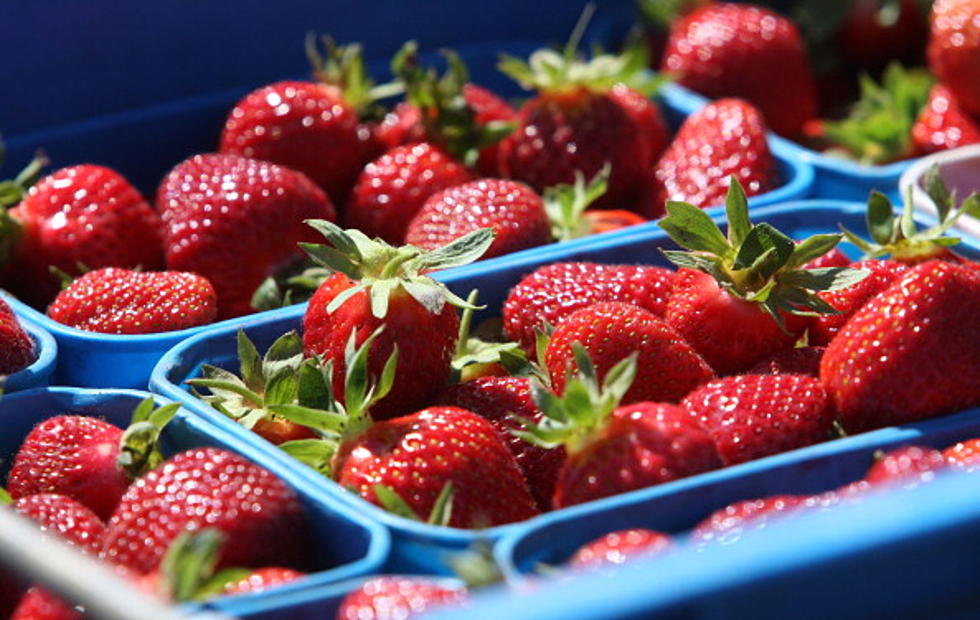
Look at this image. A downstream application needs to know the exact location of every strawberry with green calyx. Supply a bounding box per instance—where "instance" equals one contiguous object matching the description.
[301,220,492,419]
[449,290,527,383]
[498,7,669,211]
[658,178,870,375]
[842,168,980,264]
[816,63,934,165]
[519,348,722,508]
[372,482,455,527]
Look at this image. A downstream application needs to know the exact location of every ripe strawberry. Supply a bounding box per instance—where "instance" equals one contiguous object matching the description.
[497,32,669,210]
[821,260,980,433]
[569,528,673,569]
[437,376,564,511]
[912,83,980,155]
[222,567,305,595]
[654,99,777,208]
[864,445,947,487]
[0,299,36,374]
[809,259,908,346]
[521,353,721,508]
[1,163,164,306]
[502,262,675,354]
[336,576,468,620]
[682,374,834,466]
[692,495,805,545]
[944,438,980,470]
[927,0,980,118]
[659,180,869,374]
[838,0,928,71]
[100,447,309,573]
[804,247,851,270]
[544,301,714,404]
[747,346,825,377]
[12,493,106,554]
[301,222,492,419]
[46,267,217,334]
[157,153,336,319]
[10,587,80,620]
[661,3,817,136]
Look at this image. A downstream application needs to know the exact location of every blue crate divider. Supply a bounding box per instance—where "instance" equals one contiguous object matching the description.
[0,387,390,618]
[1,302,57,393]
[150,200,978,576]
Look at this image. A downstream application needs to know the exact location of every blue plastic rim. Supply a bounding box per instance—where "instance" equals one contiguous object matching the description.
[150,200,980,576]
[0,387,390,617]
[1,309,57,393]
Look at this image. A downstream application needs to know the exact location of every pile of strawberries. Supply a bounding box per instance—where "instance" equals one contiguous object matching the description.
[0,399,311,618]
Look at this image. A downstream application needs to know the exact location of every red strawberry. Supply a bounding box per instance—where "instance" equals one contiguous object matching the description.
[927,0,980,118]
[838,0,928,71]
[1,164,164,306]
[944,438,980,470]
[544,301,714,404]
[222,567,305,595]
[804,247,851,270]
[809,259,908,346]
[569,528,672,569]
[12,494,106,554]
[654,99,777,208]
[10,587,81,620]
[336,576,468,620]
[46,267,217,334]
[100,447,310,573]
[0,299,36,374]
[820,260,980,433]
[682,374,835,466]
[747,346,826,377]
[582,209,648,235]
[157,153,336,319]
[662,4,817,136]
[864,445,947,487]
[911,83,980,155]
[502,262,675,354]
[692,495,805,545]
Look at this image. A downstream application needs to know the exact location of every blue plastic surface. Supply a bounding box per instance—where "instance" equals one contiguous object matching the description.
[1,301,57,393]
[151,200,979,576]
[0,387,390,617]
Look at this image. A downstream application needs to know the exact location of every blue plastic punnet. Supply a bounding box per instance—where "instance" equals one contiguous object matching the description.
[1,299,57,393]
[0,387,390,616]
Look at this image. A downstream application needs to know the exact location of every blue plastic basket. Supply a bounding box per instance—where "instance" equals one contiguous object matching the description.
[1,304,57,393]
[150,200,979,576]
[0,387,390,617]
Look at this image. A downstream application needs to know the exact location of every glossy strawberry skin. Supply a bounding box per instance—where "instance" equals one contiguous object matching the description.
[554,402,722,509]
[864,445,948,487]
[13,494,106,554]
[220,81,372,203]
[4,165,164,306]
[682,374,834,466]
[222,567,305,595]
[747,346,825,377]
[345,142,473,244]
[405,179,550,258]
[838,0,928,71]
[945,438,980,470]
[502,262,676,354]
[498,86,668,211]
[437,376,564,511]
[0,301,35,374]
[157,153,336,319]
[545,302,715,405]
[303,273,458,420]
[335,406,538,528]
[10,587,81,620]
[810,259,908,346]
[820,261,980,433]
[7,415,128,521]
[100,447,309,574]
[46,267,217,334]
[927,0,980,118]
[911,83,980,155]
[692,495,804,545]
[654,99,777,209]
[662,4,817,136]
[569,528,673,569]
[804,247,851,270]
[336,576,468,620]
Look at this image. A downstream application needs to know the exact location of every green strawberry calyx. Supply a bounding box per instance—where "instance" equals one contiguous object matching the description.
[156,528,259,602]
[658,178,870,330]
[117,397,179,480]
[301,219,493,319]
[391,42,515,167]
[306,34,405,121]
[0,141,48,267]
[842,166,979,262]
[546,165,611,242]
[0,487,12,505]
[373,481,455,526]
[516,344,637,456]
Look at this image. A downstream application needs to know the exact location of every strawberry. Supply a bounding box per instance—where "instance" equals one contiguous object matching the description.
[520,352,721,508]
[927,0,980,118]
[653,98,777,208]
[502,262,675,354]
[0,298,36,374]
[747,346,825,377]
[100,447,309,573]
[11,493,106,554]
[809,259,908,346]
[46,267,217,334]
[157,153,336,319]
[336,576,468,620]
[838,0,928,72]
[569,528,672,569]
[661,3,817,136]
[544,301,714,404]
[804,247,851,270]
[222,567,305,595]
[0,163,164,307]
[820,260,980,433]
[10,587,80,620]
[864,445,948,487]
[658,180,869,374]
[6,399,178,520]
[911,83,980,155]
[497,16,669,210]
[682,374,835,466]
[944,438,980,470]
[692,495,805,546]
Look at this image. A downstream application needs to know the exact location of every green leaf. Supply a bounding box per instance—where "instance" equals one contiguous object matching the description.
[416,228,495,271]
[659,250,722,273]
[279,439,336,477]
[779,267,871,292]
[368,279,395,319]
[263,366,299,406]
[268,404,346,434]
[724,177,751,247]
[129,396,156,425]
[160,529,223,603]
[148,403,179,433]
[237,330,263,393]
[305,219,360,258]
[734,223,795,280]
[299,242,359,278]
[0,488,13,505]
[785,234,845,270]
[866,191,896,245]
[530,379,565,423]
[601,353,638,404]
[402,279,446,315]
[427,481,454,526]
[658,201,731,256]
[193,568,253,602]
[297,358,333,409]
[325,284,364,315]
[186,377,263,407]
[923,163,953,223]
[373,484,421,520]
[262,331,305,380]
[840,225,875,254]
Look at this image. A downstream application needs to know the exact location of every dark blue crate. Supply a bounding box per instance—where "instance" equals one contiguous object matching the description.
[0,387,390,617]
[1,299,57,393]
